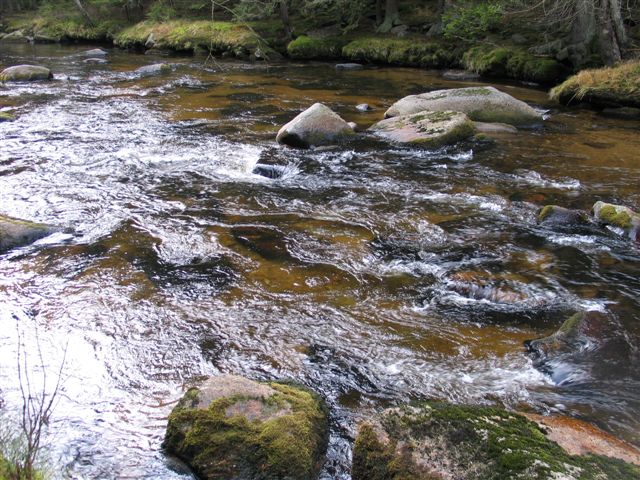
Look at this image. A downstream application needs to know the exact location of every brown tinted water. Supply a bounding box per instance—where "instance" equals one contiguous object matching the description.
[1,43,639,479]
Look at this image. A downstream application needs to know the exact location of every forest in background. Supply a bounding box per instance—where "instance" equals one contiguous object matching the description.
[1,0,639,78]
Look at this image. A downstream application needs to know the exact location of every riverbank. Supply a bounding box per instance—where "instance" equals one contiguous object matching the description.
[0,11,569,85]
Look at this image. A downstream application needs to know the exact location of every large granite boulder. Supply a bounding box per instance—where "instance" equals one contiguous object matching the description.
[352,402,640,480]
[163,375,328,480]
[592,201,640,242]
[0,65,53,82]
[384,86,543,126]
[369,110,475,147]
[276,103,355,148]
[0,215,57,253]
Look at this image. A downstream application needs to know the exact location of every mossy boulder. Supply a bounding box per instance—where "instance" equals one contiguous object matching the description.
[286,35,347,60]
[384,87,542,126]
[0,65,53,82]
[592,201,640,241]
[352,402,640,480]
[537,205,589,226]
[463,46,566,84]
[0,215,57,253]
[135,63,172,77]
[0,112,15,122]
[163,375,329,480]
[369,110,475,148]
[276,102,355,148]
[525,311,608,366]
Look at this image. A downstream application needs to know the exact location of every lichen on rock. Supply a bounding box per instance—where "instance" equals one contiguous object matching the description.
[163,375,329,480]
[352,402,640,480]
[384,86,542,126]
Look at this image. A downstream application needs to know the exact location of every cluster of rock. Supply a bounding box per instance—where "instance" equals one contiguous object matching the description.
[276,86,542,149]
[538,201,640,242]
[161,374,640,480]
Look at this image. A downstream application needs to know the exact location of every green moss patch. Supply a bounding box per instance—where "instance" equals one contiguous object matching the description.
[115,20,276,58]
[342,36,460,68]
[464,46,565,84]
[0,112,15,122]
[287,35,347,60]
[164,379,328,480]
[353,402,640,480]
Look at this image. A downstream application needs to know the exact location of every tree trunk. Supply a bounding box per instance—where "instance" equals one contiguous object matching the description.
[376,0,384,26]
[427,0,454,37]
[279,0,292,41]
[569,0,626,66]
[377,0,400,33]
[73,0,95,26]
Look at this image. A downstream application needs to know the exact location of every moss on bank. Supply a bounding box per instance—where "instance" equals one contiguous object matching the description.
[353,402,640,480]
[114,20,278,58]
[341,35,461,68]
[464,46,565,84]
[3,13,122,42]
[287,35,348,60]
[550,61,640,108]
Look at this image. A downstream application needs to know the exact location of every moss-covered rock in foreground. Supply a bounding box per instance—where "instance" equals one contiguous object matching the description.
[163,375,329,480]
[550,61,640,108]
[369,110,475,148]
[0,214,57,253]
[592,201,640,241]
[352,402,640,480]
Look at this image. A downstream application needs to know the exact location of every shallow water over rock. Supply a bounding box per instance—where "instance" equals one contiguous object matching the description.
[1,44,639,479]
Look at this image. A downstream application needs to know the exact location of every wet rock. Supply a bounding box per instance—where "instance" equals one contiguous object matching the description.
[163,375,328,480]
[356,103,370,112]
[252,164,286,179]
[538,205,589,226]
[384,86,543,126]
[0,65,53,82]
[231,226,292,261]
[442,69,481,81]
[525,311,607,364]
[82,48,108,56]
[0,112,15,122]
[347,121,358,130]
[135,63,172,77]
[335,63,363,70]
[352,402,640,480]
[0,215,57,253]
[0,30,28,43]
[599,107,640,120]
[369,110,475,147]
[83,58,108,64]
[592,201,640,241]
[474,121,518,134]
[276,102,355,148]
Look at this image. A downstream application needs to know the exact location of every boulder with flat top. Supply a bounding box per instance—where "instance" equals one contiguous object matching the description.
[276,103,355,148]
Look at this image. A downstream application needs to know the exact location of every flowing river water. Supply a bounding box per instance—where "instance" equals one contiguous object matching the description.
[0,43,639,479]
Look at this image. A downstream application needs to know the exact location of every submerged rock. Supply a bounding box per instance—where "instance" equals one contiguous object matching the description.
[369,110,475,147]
[163,375,328,480]
[83,58,108,64]
[538,205,589,226]
[525,311,607,364]
[135,63,172,77]
[599,107,640,120]
[442,69,481,81]
[356,103,371,112]
[0,65,53,82]
[335,63,364,70]
[592,201,640,241]
[384,86,543,126]
[352,402,640,480]
[276,102,355,148]
[0,215,57,253]
[82,48,108,56]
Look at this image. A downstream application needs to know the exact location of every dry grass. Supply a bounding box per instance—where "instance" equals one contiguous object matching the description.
[550,60,640,107]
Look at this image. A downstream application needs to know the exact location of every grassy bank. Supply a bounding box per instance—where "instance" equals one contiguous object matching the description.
[550,61,640,108]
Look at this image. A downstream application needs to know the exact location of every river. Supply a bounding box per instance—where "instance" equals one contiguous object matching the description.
[1,43,639,479]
